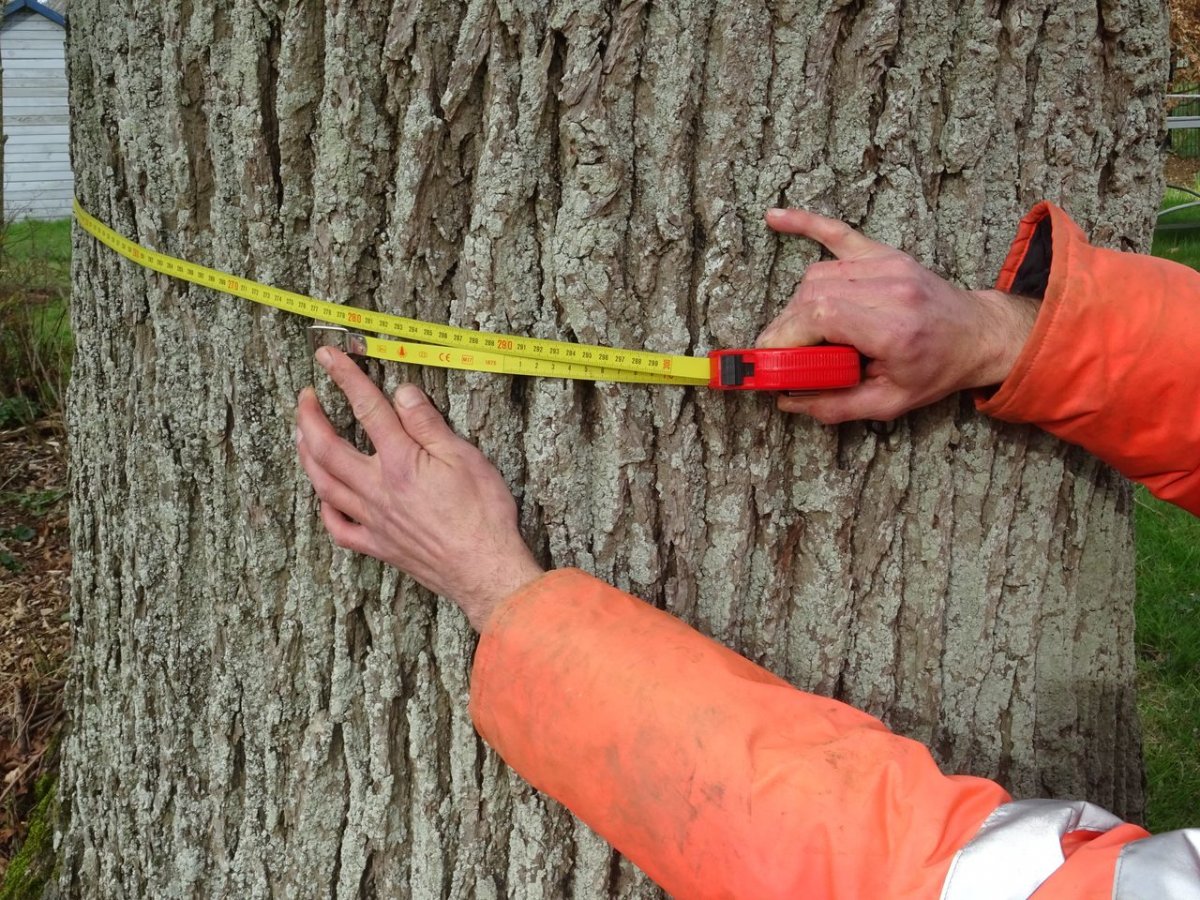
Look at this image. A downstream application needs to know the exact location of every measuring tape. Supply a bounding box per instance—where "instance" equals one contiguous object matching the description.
[74,199,861,391]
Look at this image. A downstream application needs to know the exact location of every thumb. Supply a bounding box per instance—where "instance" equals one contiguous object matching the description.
[755,309,824,349]
[765,208,883,261]
[777,380,904,425]
[393,385,458,455]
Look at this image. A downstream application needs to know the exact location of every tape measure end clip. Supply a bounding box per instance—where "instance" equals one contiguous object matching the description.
[308,325,367,357]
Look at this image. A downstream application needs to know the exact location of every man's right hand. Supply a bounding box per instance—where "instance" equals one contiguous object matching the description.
[756,208,1039,424]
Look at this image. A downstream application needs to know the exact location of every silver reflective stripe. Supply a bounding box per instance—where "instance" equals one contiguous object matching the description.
[940,799,1124,900]
[1114,829,1200,899]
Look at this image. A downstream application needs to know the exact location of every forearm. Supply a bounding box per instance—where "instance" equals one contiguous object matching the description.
[470,569,1009,899]
[979,203,1200,515]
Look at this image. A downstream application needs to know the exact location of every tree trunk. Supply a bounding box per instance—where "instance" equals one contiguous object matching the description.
[1,6,5,235]
[61,0,1165,896]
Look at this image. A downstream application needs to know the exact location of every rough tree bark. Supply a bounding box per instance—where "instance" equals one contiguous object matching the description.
[61,0,1165,896]
[1,6,5,234]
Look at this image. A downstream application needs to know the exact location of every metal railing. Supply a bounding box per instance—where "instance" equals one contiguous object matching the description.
[1161,94,1200,231]
[1167,93,1200,155]
[1158,184,1200,231]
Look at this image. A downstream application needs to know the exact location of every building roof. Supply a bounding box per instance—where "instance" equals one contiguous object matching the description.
[3,0,66,26]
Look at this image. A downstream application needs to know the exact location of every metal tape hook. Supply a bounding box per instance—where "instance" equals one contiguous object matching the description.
[308,325,367,357]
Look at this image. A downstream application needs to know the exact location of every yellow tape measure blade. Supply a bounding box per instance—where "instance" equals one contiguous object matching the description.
[74,200,711,385]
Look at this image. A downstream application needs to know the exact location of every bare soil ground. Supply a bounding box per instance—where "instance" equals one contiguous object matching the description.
[0,420,69,874]
[1164,153,1200,189]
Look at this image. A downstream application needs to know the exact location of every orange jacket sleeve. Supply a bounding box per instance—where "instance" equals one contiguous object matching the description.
[979,202,1200,514]
[470,568,1011,899]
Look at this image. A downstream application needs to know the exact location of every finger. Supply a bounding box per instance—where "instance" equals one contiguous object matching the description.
[776,379,906,425]
[766,208,883,261]
[319,501,378,558]
[755,308,825,349]
[755,278,890,349]
[297,437,371,524]
[800,255,906,283]
[315,347,409,450]
[392,385,461,459]
[297,387,373,482]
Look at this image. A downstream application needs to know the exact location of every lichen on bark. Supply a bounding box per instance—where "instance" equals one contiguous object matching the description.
[61,0,1164,896]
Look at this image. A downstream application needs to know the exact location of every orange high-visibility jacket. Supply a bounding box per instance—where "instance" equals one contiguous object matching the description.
[469,203,1200,899]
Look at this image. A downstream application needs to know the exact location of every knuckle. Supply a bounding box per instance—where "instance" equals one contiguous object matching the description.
[408,407,441,432]
[352,395,383,423]
[309,433,334,468]
[312,474,337,504]
[778,396,822,420]
[883,251,918,275]
[892,277,923,305]
[812,405,847,426]
[874,403,906,423]
[827,221,855,246]
[305,467,325,495]
[806,260,838,280]
[328,521,358,551]
[806,288,838,325]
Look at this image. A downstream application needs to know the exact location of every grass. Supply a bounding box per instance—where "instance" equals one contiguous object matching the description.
[0,220,70,270]
[1153,180,1200,269]
[1135,489,1200,832]
[1134,181,1200,831]
[0,219,72,427]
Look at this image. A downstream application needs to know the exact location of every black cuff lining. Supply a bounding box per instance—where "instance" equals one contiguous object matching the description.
[1010,216,1052,300]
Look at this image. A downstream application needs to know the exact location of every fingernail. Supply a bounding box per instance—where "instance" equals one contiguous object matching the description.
[316,347,334,367]
[395,385,424,409]
[295,426,304,445]
[767,208,787,220]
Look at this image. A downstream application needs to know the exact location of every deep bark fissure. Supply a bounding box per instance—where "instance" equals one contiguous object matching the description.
[682,4,718,353]
[258,19,284,209]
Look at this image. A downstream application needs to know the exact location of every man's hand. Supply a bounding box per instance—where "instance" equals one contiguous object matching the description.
[295,347,544,631]
[757,208,1039,423]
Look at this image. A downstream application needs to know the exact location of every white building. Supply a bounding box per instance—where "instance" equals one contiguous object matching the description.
[1,0,70,221]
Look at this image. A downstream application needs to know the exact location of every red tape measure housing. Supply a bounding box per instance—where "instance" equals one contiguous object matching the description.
[708,347,862,391]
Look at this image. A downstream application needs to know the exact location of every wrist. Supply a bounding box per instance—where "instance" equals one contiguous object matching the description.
[460,553,545,633]
[966,289,1040,390]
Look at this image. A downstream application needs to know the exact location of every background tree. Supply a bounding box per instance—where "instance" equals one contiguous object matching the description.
[61,0,1165,896]
[1170,0,1200,80]
[1,5,5,235]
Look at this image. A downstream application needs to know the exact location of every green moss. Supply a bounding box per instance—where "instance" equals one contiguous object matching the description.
[1,777,58,900]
